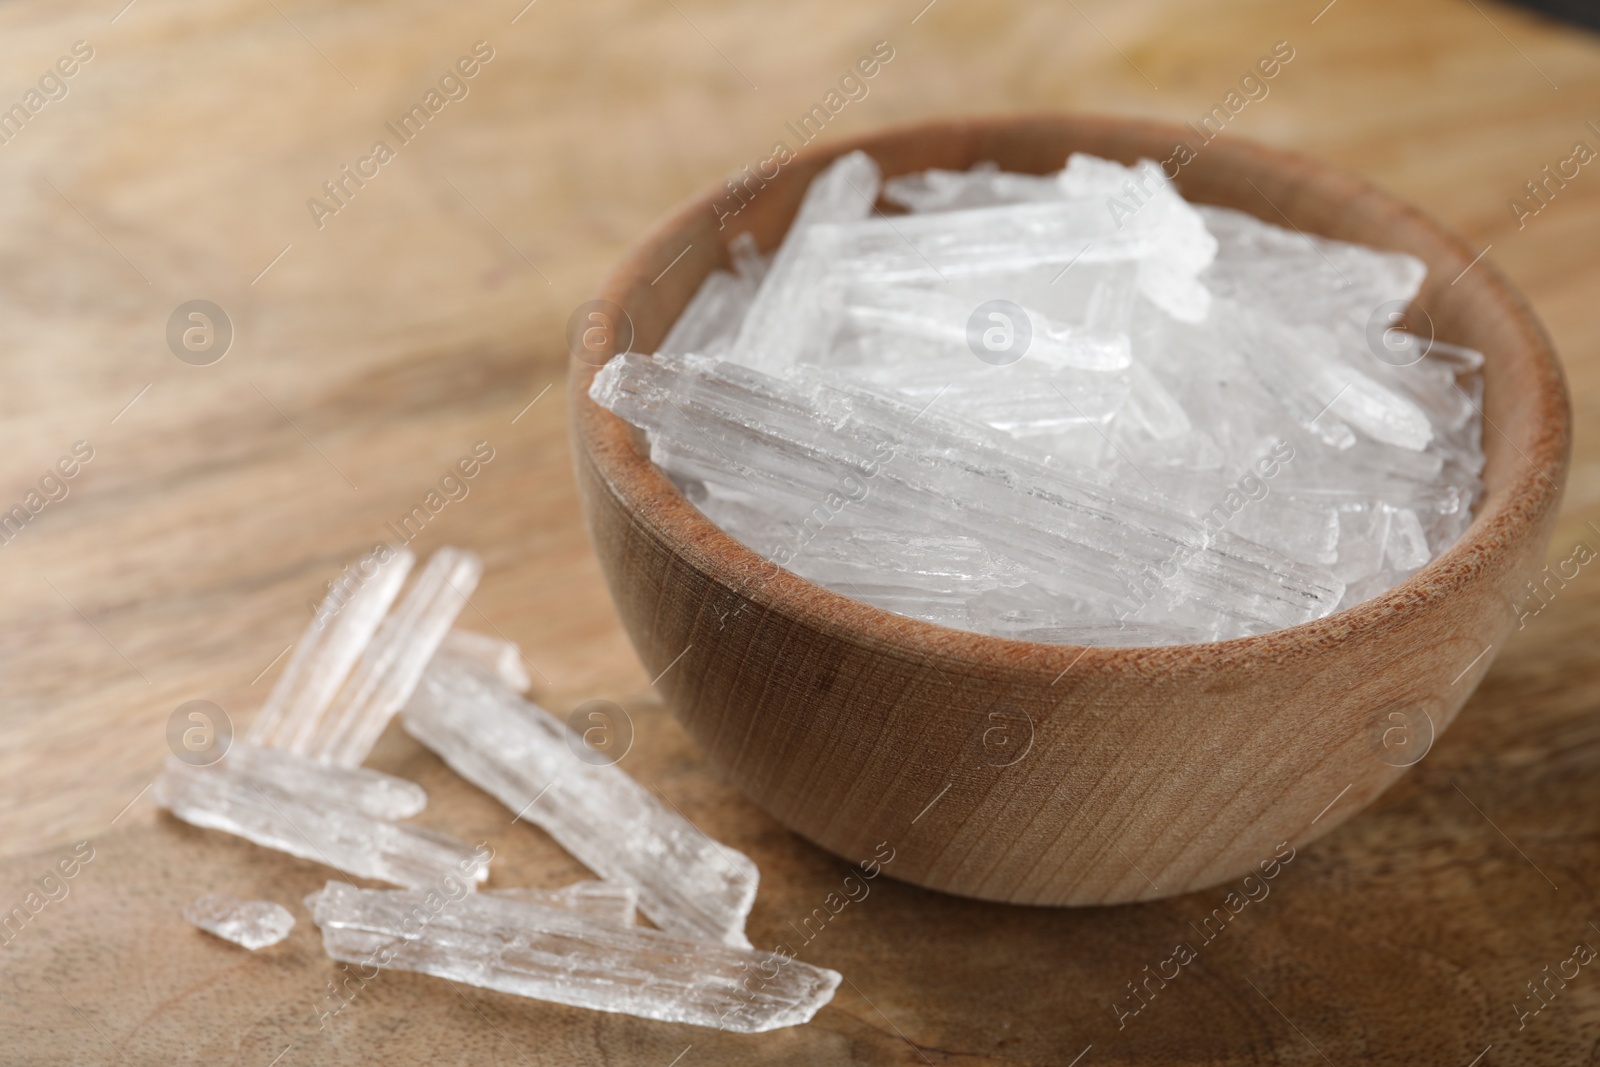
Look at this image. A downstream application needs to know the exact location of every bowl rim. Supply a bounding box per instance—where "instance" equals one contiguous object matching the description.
[570,112,1571,674]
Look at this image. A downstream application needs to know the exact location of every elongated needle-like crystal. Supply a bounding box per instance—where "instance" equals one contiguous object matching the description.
[247,548,415,748]
[154,758,489,888]
[403,655,759,948]
[184,893,295,949]
[306,882,839,1032]
[731,150,882,372]
[305,547,484,766]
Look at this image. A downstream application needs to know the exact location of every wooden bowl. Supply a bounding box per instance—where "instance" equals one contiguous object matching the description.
[567,115,1570,905]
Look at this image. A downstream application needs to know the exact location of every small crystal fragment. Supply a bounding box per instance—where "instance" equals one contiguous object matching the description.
[184,893,295,950]
[306,882,840,1032]
[488,881,638,926]
[154,758,488,888]
[403,655,759,947]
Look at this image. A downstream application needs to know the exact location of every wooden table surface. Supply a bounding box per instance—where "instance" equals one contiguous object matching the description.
[1,0,1597,1063]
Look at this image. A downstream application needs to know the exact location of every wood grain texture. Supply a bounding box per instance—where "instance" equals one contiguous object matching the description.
[571,114,1570,905]
[0,0,1597,1061]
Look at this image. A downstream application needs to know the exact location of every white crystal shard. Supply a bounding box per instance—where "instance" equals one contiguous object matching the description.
[402,656,759,948]
[184,893,295,949]
[304,547,484,766]
[154,757,488,888]
[225,741,427,820]
[440,628,531,693]
[593,153,1482,645]
[247,548,416,748]
[731,150,881,372]
[488,881,638,926]
[306,882,839,1032]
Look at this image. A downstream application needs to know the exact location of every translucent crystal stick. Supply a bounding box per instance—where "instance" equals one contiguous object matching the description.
[184,893,295,950]
[807,202,1161,281]
[487,881,638,926]
[226,741,428,820]
[822,331,1131,436]
[731,150,881,371]
[594,352,1345,634]
[154,758,489,888]
[306,882,840,1033]
[402,656,759,948]
[303,547,483,766]
[247,548,415,748]
[439,628,531,693]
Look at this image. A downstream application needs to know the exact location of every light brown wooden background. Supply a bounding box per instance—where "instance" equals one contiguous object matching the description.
[0,0,1597,1063]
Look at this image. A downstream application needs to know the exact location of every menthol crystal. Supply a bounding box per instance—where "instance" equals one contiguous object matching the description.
[306,882,840,1032]
[184,893,295,950]
[154,757,488,889]
[403,653,759,947]
[592,153,1484,645]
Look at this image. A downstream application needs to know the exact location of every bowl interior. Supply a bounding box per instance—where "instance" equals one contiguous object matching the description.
[573,114,1569,667]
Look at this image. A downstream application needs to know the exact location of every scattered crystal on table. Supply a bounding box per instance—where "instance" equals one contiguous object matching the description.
[403,653,759,948]
[184,893,295,950]
[154,756,488,888]
[306,882,839,1032]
